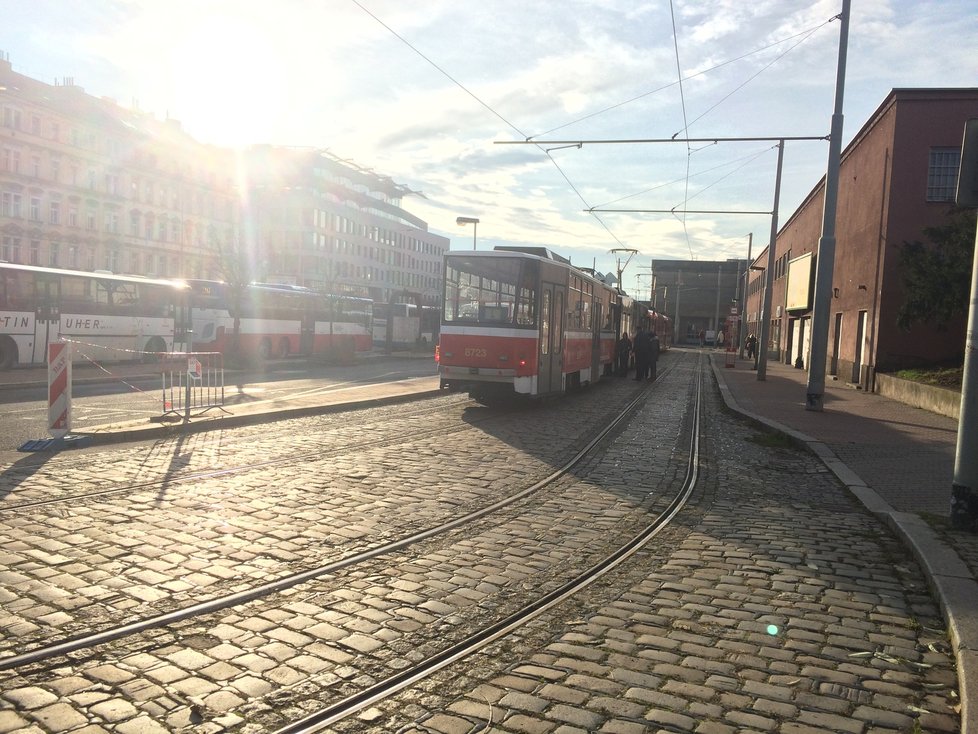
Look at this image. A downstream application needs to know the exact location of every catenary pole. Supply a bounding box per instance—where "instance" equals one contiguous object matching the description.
[950,119,978,527]
[756,140,785,381]
[739,233,753,357]
[806,0,851,410]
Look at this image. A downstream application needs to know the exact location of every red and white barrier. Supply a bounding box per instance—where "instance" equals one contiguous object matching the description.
[48,342,72,438]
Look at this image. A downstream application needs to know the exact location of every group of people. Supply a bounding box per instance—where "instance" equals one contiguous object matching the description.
[616,327,661,382]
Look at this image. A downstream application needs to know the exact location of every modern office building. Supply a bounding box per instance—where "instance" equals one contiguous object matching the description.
[239,146,448,305]
[744,88,978,389]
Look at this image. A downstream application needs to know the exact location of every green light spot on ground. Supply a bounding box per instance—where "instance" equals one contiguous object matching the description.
[767,624,779,635]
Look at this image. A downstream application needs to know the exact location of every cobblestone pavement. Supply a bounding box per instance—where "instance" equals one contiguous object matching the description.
[0,352,963,733]
[353,364,961,733]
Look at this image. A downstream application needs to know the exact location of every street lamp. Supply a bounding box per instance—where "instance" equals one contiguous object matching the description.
[456,217,480,250]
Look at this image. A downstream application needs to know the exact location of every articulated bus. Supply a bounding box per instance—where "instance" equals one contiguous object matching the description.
[0,262,190,369]
[438,247,617,400]
[186,280,373,360]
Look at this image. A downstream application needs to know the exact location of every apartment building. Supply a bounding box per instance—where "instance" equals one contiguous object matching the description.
[0,55,237,279]
[0,55,446,306]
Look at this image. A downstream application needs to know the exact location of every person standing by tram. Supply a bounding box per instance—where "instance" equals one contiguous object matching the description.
[648,330,661,381]
[616,332,633,377]
[633,327,652,381]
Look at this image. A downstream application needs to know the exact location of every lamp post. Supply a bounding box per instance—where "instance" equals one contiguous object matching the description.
[456,217,479,250]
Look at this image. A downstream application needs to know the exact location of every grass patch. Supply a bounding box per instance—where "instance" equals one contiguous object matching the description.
[893,366,963,390]
[749,431,796,450]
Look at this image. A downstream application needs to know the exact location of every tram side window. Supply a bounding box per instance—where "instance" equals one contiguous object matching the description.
[514,261,537,326]
[443,258,525,325]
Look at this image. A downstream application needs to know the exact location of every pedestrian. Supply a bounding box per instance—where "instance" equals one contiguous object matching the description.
[716,330,725,349]
[616,332,632,377]
[633,327,652,381]
[648,331,660,381]
[746,333,757,360]
[699,330,705,347]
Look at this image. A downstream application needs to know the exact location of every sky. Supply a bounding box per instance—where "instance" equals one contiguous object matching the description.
[4,0,977,295]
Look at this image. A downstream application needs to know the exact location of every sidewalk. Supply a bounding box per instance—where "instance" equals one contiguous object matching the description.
[712,350,978,733]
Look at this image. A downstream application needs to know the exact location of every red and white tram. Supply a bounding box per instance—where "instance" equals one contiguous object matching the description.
[186,280,373,361]
[438,247,618,400]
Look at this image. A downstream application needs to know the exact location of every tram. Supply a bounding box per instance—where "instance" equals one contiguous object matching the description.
[438,247,618,400]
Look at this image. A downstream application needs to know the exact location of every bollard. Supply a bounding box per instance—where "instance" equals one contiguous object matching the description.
[47,342,72,438]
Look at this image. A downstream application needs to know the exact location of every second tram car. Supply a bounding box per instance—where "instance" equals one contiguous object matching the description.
[438,247,617,400]
[186,280,373,360]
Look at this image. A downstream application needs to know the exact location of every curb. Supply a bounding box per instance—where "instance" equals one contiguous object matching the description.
[710,356,976,733]
[64,388,447,447]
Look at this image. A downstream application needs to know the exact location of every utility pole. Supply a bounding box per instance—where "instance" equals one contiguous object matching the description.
[805,0,851,410]
[757,139,786,381]
[713,263,722,339]
[950,118,978,528]
[739,233,753,357]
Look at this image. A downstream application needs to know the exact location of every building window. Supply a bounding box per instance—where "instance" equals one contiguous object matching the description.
[30,239,40,265]
[1,192,21,218]
[31,155,40,177]
[2,107,21,130]
[68,245,77,268]
[1,236,21,263]
[68,206,77,227]
[51,159,60,182]
[30,197,41,222]
[87,210,97,231]
[49,201,61,225]
[50,242,60,267]
[31,115,41,135]
[2,147,21,173]
[927,148,961,202]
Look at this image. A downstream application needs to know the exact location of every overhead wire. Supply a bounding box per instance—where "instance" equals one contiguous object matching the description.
[593,145,777,209]
[529,18,837,140]
[668,0,695,259]
[349,0,627,249]
[350,0,832,266]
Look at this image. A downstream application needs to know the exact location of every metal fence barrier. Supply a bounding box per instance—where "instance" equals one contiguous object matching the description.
[158,352,226,421]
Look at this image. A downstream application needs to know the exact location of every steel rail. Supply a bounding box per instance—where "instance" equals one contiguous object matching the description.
[275,357,704,733]
[0,365,673,672]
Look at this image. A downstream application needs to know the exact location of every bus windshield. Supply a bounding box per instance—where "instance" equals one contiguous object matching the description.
[443,255,538,327]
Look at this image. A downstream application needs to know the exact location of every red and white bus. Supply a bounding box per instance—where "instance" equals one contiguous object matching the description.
[438,247,617,400]
[0,262,190,369]
[186,280,373,360]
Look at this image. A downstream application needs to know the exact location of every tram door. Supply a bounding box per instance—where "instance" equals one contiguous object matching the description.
[32,274,61,364]
[591,300,602,380]
[538,282,565,394]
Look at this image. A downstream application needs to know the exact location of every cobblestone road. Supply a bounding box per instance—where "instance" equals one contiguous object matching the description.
[0,353,961,733]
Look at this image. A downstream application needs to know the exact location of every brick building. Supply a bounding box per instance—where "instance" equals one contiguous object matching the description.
[744,88,978,388]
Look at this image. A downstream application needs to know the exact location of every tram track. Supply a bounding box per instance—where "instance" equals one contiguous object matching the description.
[0,361,686,671]
[275,358,703,733]
[0,393,474,508]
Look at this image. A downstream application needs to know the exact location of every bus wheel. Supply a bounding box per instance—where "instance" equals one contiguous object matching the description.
[258,339,273,360]
[0,336,17,370]
[278,338,290,358]
[142,337,166,364]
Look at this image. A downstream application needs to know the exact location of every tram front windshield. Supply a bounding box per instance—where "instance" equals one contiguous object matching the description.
[443,255,538,327]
